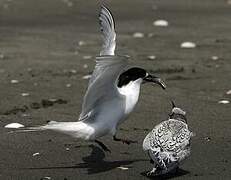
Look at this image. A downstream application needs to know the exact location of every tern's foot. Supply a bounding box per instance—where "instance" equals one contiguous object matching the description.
[113,136,138,145]
[95,140,111,153]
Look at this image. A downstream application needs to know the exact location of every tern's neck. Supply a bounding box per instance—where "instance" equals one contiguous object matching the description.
[118,79,142,115]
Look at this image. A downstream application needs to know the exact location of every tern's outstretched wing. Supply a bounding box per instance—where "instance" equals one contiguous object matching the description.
[79,55,129,121]
[99,5,116,56]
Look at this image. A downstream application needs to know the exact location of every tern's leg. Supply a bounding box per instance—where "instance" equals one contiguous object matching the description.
[113,135,138,145]
[95,140,111,153]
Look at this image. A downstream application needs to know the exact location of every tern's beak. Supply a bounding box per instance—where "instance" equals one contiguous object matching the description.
[143,74,166,90]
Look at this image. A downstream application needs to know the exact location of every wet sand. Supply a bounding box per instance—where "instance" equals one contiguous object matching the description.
[0,0,231,179]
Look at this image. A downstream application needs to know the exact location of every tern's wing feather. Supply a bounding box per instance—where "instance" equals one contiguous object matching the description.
[99,6,116,56]
[79,55,129,121]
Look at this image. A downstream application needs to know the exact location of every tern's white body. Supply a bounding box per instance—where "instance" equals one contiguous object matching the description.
[38,78,142,141]
[118,79,142,115]
[17,6,146,144]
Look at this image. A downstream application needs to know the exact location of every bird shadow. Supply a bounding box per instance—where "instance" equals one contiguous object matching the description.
[26,144,146,174]
[75,144,144,174]
[141,168,190,180]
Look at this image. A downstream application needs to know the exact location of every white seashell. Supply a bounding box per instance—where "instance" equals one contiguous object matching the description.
[41,177,51,180]
[70,69,77,74]
[226,90,231,95]
[153,20,169,27]
[32,152,40,157]
[66,84,71,88]
[82,75,92,80]
[11,79,19,84]
[78,41,86,46]
[21,93,30,97]
[117,166,129,170]
[4,123,25,128]
[218,100,230,104]
[147,55,156,60]
[133,32,144,38]
[180,42,196,48]
[211,56,219,61]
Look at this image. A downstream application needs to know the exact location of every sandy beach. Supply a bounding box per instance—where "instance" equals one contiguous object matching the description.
[0,0,231,179]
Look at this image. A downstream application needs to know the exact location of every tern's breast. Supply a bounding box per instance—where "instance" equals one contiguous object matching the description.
[118,79,142,115]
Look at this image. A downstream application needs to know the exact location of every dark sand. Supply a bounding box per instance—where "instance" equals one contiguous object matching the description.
[0,0,231,179]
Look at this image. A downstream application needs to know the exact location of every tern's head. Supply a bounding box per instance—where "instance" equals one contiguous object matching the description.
[117,67,166,89]
[169,101,187,122]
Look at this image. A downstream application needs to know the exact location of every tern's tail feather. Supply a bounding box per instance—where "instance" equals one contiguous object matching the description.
[9,121,95,140]
[99,5,116,56]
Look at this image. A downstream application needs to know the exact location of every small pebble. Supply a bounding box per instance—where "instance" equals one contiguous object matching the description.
[48,98,57,102]
[11,79,19,84]
[78,41,86,46]
[66,84,71,88]
[226,90,231,95]
[133,32,144,38]
[41,177,51,180]
[147,33,154,38]
[83,55,92,60]
[66,148,70,151]
[32,152,40,157]
[211,80,216,83]
[153,20,169,27]
[180,42,196,48]
[211,56,219,61]
[83,64,88,69]
[21,93,30,97]
[0,53,4,59]
[218,100,230,104]
[82,75,92,80]
[21,114,30,117]
[70,69,77,74]
[27,68,32,72]
[147,55,156,60]
[67,1,73,7]
[204,137,211,142]
[4,123,25,128]
[117,166,129,170]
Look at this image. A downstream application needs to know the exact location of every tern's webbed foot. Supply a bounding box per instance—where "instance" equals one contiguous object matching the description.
[113,136,138,145]
[95,140,111,153]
